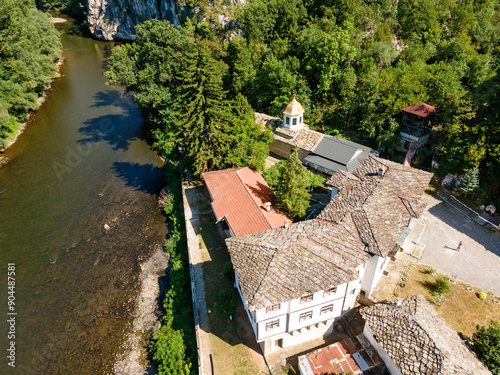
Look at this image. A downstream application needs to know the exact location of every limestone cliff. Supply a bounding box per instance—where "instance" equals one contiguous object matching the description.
[87,0,180,41]
[87,0,245,41]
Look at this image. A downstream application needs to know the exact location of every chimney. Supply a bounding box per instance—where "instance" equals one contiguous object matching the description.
[265,202,272,212]
[284,220,289,228]
[378,166,385,177]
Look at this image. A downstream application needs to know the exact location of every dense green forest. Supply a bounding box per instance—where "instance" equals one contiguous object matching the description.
[0,0,61,148]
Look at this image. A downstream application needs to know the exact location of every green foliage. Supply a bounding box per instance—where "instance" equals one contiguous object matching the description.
[38,0,87,19]
[263,159,326,188]
[271,149,311,218]
[0,0,61,147]
[477,291,487,300]
[149,163,195,374]
[150,326,191,375]
[471,321,500,374]
[214,289,238,318]
[433,276,451,297]
[223,261,235,284]
[458,165,480,195]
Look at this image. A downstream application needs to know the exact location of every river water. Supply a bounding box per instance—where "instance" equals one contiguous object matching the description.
[0,19,168,373]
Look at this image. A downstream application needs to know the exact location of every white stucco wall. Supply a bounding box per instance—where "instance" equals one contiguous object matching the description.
[283,114,304,131]
[361,255,389,296]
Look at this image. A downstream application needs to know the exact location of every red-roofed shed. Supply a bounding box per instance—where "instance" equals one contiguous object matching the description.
[202,167,289,237]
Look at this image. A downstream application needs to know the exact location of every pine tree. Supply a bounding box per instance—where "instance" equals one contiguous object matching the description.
[458,165,480,195]
[274,148,311,218]
[177,40,232,175]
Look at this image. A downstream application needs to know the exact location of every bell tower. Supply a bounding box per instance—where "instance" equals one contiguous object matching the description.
[283,95,305,131]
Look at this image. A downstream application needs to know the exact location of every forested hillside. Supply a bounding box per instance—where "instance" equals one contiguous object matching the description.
[0,0,61,148]
[107,0,500,204]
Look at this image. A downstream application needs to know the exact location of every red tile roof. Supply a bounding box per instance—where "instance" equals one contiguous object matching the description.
[401,103,440,118]
[202,167,289,237]
[298,336,385,375]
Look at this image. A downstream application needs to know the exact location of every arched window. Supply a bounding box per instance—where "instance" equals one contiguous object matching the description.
[292,118,297,126]
[300,116,302,124]
[286,117,290,125]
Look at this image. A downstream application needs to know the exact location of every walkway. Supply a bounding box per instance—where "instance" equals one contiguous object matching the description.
[181,172,212,375]
[417,193,500,296]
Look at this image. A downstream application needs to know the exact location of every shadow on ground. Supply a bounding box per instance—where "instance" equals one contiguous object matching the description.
[112,162,164,195]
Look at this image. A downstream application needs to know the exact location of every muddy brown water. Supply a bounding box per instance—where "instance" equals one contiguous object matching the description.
[0,18,168,374]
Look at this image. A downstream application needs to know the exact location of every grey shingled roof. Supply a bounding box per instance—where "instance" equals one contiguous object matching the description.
[226,219,370,311]
[319,156,433,257]
[360,295,491,375]
[304,137,379,175]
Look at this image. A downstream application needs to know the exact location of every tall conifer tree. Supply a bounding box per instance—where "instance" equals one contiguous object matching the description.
[458,165,480,195]
[177,40,231,175]
[274,148,311,218]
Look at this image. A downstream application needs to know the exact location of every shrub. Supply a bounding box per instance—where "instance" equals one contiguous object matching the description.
[223,261,235,284]
[471,321,500,374]
[477,291,487,300]
[428,268,436,275]
[433,277,450,297]
[215,289,238,318]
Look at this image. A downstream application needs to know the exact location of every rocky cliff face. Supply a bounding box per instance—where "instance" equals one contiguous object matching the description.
[87,0,180,41]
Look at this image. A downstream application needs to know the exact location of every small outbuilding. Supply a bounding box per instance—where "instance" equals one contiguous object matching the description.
[400,103,440,151]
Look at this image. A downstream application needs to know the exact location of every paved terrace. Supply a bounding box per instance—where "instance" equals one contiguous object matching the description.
[414,193,500,296]
[181,173,212,375]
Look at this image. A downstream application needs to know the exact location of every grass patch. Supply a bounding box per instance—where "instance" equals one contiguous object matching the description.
[375,264,499,337]
[198,211,265,375]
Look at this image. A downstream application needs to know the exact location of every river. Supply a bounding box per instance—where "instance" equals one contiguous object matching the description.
[0,18,168,374]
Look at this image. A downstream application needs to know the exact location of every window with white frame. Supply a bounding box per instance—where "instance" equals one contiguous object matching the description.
[320,304,334,315]
[323,286,337,296]
[266,303,281,313]
[265,320,280,331]
[300,293,313,303]
[286,117,290,125]
[293,118,297,126]
[299,311,313,322]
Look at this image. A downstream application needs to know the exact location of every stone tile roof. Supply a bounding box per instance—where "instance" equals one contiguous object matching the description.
[202,167,289,236]
[327,170,361,190]
[360,295,491,375]
[319,156,433,257]
[255,112,324,152]
[226,219,370,310]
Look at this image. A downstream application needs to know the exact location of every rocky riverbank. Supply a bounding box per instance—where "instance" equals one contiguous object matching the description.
[113,244,170,374]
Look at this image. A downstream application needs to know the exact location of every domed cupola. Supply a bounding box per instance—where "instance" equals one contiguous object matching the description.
[282,95,305,131]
